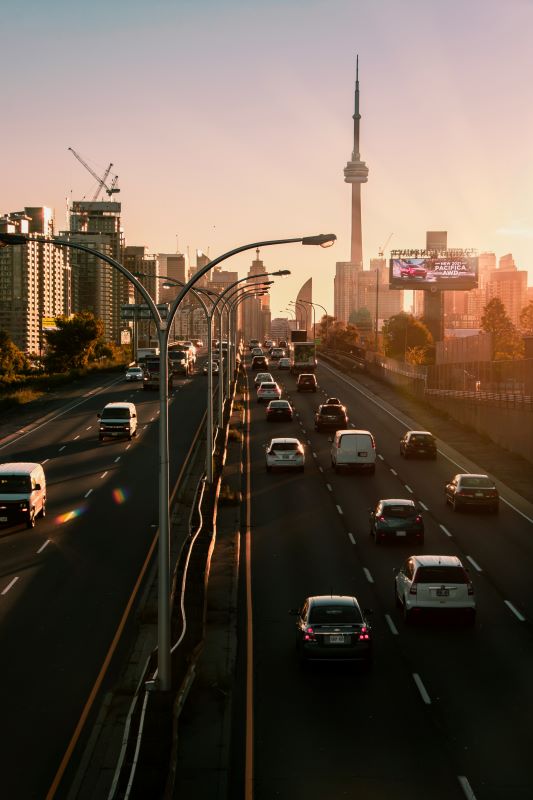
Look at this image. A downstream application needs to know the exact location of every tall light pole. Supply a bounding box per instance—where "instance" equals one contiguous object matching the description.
[0,231,335,692]
[289,299,309,332]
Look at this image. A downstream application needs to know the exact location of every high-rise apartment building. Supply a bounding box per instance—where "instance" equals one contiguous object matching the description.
[242,250,270,343]
[487,257,528,327]
[158,253,186,303]
[0,208,68,354]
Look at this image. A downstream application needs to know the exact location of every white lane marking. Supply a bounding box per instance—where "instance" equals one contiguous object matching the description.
[1,577,19,596]
[156,410,160,415]
[419,501,428,511]
[126,444,131,450]
[326,483,332,492]
[390,468,397,476]
[100,471,108,479]
[385,614,399,635]
[440,524,452,537]
[412,673,431,704]
[312,452,317,458]
[114,456,121,463]
[74,435,80,440]
[318,466,324,473]
[405,484,413,494]
[363,567,374,583]
[307,439,311,445]
[336,505,343,515]
[42,458,49,465]
[150,417,155,422]
[302,428,306,434]
[348,533,356,544]
[37,539,51,554]
[457,775,478,800]
[86,426,92,431]
[466,556,482,572]
[58,446,66,452]
[378,453,384,461]
[85,489,93,498]
[350,422,356,428]
[504,600,526,622]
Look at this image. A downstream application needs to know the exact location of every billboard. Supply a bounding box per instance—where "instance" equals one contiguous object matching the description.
[389,256,478,290]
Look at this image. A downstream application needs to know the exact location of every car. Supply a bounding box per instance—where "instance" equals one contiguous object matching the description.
[325,397,342,405]
[266,399,293,421]
[202,360,219,375]
[369,499,424,545]
[251,347,264,357]
[257,381,282,403]
[264,339,274,349]
[97,402,138,441]
[270,347,285,361]
[0,462,47,529]
[394,555,476,625]
[251,355,269,371]
[399,263,428,279]
[445,473,499,513]
[330,429,376,473]
[400,430,437,459]
[278,357,290,370]
[278,340,288,348]
[296,373,317,392]
[265,437,305,472]
[249,338,260,351]
[291,595,372,665]
[314,402,348,432]
[125,366,144,382]
[254,371,274,388]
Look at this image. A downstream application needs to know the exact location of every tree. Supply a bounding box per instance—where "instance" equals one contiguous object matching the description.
[481,298,524,360]
[381,312,433,362]
[44,311,104,372]
[349,307,372,332]
[316,314,336,347]
[519,300,533,335]
[0,330,28,375]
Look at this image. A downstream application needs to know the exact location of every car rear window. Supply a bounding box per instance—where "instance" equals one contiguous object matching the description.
[338,434,371,451]
[382,505,416,518]
[460,477,494,488]
[271,442,299,451]
[260,383,276,389]
[415,566,468,584]
[411,434,434,443]
[321,407,345,417]
[269,401,288,408]
[309,605,363,624]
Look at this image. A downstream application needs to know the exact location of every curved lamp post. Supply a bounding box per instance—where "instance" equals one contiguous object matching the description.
[0,231,335,692]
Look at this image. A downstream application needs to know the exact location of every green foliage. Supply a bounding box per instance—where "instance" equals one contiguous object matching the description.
[382,313,433,362]
[0,330,29,375]
[481,298,524,360]
[349,307,372,331]
[316,314,336,347]
[322,320,359,352]
[44,311,105,372]
[519,301,533,335]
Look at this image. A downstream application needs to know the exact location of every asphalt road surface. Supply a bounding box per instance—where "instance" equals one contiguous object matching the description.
[0,368,208,799]
[243,359,533,800]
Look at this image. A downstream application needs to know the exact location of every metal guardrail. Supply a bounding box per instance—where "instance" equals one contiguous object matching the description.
[425,388,533,409]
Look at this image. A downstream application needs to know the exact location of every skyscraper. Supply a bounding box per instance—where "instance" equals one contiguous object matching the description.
[334,57,369,323]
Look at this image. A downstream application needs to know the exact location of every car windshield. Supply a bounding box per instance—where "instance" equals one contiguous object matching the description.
[0,476,32,493]
[415,566,467,584]
[460,476,494,488]
[102,408,131,420]
[271,442,299,451]
[308,605,363,624]
[381,505,416,518]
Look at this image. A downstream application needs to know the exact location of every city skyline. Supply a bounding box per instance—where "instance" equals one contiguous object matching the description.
[2,0,533,318]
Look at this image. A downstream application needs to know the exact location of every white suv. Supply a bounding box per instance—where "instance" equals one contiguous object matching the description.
[395,555,475,625]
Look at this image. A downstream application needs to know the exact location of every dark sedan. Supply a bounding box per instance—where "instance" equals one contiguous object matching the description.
[400,430,437,459]
[292,595,372,666]
[369,499,424,545]
[266,400,293,422]
[445,473,499,513]
[251,355,269,370]
[314,403,348,432]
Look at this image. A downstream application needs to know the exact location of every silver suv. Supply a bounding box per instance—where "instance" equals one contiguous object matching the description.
[395,555,475,625]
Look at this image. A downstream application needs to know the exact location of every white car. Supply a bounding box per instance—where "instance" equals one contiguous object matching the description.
[265,438,305,472]
[257,381,282,403]
[395,555,476,625]
[278,357,290,370]
[125,366,144,382]
[254,371,274,388]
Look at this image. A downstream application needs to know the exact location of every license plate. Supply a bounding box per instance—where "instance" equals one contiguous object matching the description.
[396,530,407,537]
[0,516,7,522]
[329,634,345,644]
[475,492,484,497]
[358,451,368,457]
[436,588,449,597]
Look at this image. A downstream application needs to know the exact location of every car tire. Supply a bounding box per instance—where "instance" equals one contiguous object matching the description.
[27,510,35,529]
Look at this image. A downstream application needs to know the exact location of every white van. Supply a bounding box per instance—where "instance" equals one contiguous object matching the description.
[98,402,138,441]
[0,462,47,528]
[330,430,376,473]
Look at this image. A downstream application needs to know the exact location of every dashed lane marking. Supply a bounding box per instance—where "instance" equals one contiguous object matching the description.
[405,484,413,493]
[1,577,19,596]
[336,505,343,515]
[378,454,384,461]
[59,446,66,452]
[42,458,49,465]
[37,540,51,554]
[348,533,356,544]
[100,472,108,480]
[312,452,317,458]
[419,501,428,511]
[326,483,332,492]
[114,457,121,463]
[466,556,482,572]
[457,775,478,800]
[385,614,399,635]
[85,489,93,498]
[440,524,452,537]
[363,567,374,583]
[390,468,397,475]
[319,466,324,473]
[412,673,431,704]
[504,600,526,622]
[74,435,80,441]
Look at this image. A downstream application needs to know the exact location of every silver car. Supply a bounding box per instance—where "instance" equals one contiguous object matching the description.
[265,438,304,472]
[125,367,144,382]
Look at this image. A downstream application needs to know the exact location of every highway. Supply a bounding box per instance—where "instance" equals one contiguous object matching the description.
[244,359,533,800]
[0,367,208,799]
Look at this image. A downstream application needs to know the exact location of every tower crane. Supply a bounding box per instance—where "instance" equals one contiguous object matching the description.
[68,147,120,201]
[378,232,394,257]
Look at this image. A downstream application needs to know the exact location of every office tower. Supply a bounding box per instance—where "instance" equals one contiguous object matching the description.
[0,208,68,355]
[363,258,403,328]
[334,57,368,323]
[188,250,210,288]
[59,201,127,343]
[242,250,270,343]
[295,278,312,332]
[487,256,528,327]
[158,253,186,303]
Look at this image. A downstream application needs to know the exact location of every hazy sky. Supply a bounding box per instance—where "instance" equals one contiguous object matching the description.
[2,0,533,317]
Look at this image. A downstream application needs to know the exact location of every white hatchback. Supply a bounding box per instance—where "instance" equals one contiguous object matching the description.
[395,554,476,625]
[257,381,281,403]
[254,371,274,388]
[265,438,305,472]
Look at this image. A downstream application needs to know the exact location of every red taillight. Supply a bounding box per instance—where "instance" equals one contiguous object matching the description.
[409,581,418,595]
[358,626,370,640]
[467,582,474,596]
[379,516,386,522]
[304,626,316,641]
[415,515,422,523]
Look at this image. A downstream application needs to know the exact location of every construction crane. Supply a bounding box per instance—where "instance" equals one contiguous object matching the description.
[68,147,120,201]
[378,232,394,257]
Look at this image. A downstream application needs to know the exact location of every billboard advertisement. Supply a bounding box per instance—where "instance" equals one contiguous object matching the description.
[389,257,478,290]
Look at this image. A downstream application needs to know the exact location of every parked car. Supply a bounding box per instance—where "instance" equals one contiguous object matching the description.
[400,430,437,459]
[254,371,274,388]
[97,402,138,442]
[445,473,499,513]
[251,355,269,371]
[330,429,376,473]
[369,499,424,545]
[265,438,305,472]
[296,373,317,392]
[0,462,47,529]
[266,399,293,422]
[394,555,476,625]
[315,403,348,432]
[278,357,291,370]
[257,381,282,403]
[125,366,144,382]
[291,595,372,666]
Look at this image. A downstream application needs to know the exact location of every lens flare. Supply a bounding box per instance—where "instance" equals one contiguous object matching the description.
[55,506,85,525]
[112,487,129,504]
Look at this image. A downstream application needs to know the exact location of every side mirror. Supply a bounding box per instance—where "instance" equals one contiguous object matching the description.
[132,413,136,418]
[34,483,41,491]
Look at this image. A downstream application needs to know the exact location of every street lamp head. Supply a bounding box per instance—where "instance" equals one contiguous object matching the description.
[162,281,179,289]
[272,269,291,276]
[0,232,29,247]
[301,233,337,248]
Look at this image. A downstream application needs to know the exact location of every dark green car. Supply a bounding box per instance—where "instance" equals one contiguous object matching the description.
[369,499,424,545]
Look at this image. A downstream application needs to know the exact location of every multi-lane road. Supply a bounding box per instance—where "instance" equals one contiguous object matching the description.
[0,368,208,799]
[242,359,533,800]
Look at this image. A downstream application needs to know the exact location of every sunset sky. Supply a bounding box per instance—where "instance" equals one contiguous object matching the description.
[2,0,533,317]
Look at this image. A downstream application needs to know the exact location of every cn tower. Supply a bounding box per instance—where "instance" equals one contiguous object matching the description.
[343,55,368,268]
